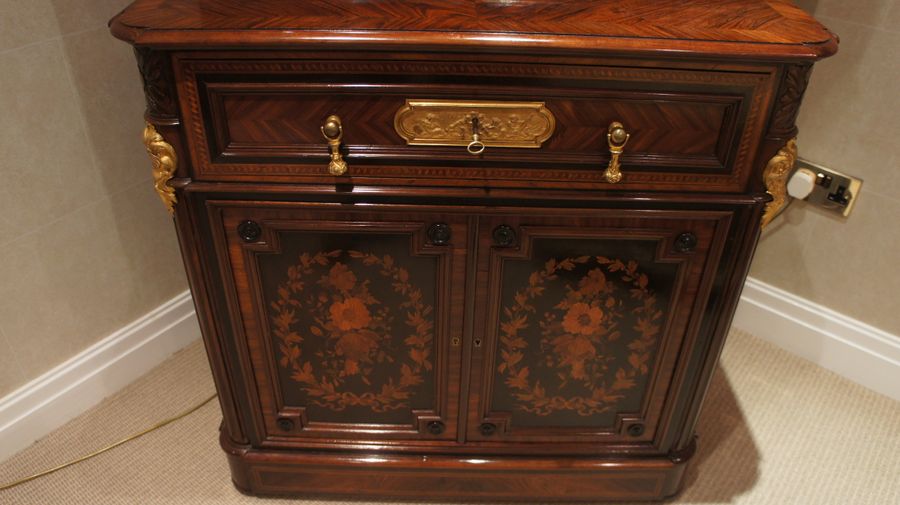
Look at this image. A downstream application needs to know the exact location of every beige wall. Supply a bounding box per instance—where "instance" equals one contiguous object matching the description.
[753,0,900,335]
[0,0,186,396]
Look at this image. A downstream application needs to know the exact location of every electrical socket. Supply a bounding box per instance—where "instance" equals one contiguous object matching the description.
[792,159,863,217]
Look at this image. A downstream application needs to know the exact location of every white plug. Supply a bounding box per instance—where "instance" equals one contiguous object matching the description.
[787,167,817,199]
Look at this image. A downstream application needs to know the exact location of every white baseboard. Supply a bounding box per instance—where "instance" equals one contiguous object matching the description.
[734,277,900,402]
[0,290,200,462]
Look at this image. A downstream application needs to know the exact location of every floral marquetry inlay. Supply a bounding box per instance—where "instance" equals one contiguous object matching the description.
[270,250,434,413]
[497,255,663,417]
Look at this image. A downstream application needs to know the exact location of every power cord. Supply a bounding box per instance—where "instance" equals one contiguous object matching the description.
[0,393,218,492]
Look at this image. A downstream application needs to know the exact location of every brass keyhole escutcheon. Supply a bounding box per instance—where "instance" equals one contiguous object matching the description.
[467,116,486,155]
[321,114,349,176]
[604,121,630,184]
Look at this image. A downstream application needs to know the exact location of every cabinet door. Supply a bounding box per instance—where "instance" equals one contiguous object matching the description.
[211,203,466,447]
[466,210,730,451]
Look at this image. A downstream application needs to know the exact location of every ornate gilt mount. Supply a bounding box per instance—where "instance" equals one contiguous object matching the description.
[394,100,556,151]
[143,122,177,214]
[761,137,798,228]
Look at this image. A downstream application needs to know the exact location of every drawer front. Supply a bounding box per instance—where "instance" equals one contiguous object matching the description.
[466,209,731,451]
[209,202,467,448]
[177,57,774,192]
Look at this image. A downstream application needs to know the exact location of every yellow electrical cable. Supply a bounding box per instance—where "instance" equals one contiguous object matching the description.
[0,393,218,492]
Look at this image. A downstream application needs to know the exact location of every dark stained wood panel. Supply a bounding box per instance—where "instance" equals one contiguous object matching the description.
[111,0,837,59]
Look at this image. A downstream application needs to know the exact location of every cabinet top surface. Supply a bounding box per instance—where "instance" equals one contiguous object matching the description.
[111,0,836,60]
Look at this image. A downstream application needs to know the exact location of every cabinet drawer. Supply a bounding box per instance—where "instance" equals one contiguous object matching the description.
[177,56,774,192]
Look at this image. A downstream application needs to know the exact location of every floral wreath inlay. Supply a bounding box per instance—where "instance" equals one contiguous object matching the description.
[498,255,663,416]
[270,250,433,412]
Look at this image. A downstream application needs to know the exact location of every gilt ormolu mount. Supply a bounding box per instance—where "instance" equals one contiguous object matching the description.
[112,0,836,501]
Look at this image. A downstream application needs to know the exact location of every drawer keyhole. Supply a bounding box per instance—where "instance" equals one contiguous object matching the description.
[467,116,486,155]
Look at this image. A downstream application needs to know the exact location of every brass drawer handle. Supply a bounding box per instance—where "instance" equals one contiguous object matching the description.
[604,122,629,184]
[321,115,348,176]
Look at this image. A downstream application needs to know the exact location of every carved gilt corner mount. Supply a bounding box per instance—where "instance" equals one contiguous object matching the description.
[143,122,177,215]
[761,137,798,229]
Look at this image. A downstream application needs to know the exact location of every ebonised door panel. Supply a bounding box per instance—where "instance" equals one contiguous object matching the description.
[210,202,467,447]
[466,210,731,452]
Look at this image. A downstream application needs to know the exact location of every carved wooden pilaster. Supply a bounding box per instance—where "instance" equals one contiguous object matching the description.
[768,64,813,139]
[135,48,184,213]
[134,47,178,121]
[755,64,812,208]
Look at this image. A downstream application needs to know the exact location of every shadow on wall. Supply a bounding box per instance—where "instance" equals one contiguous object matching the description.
[49,0,186,350]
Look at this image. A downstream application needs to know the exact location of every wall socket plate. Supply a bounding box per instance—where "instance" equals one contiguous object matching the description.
[793,159,863,217]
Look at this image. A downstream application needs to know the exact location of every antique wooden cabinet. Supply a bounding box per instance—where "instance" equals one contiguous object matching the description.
[111,1,836,501]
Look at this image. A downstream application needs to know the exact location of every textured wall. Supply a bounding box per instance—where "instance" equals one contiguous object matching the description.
[0,0,186,396]
[751,0,900,335]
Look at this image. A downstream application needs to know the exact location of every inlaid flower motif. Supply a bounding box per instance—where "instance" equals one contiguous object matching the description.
[330,297,372,331]
[562,302,605,336]
[335,332,378,376]
[272,250,434,412]
[497,255,662,416]
[327,263,357,292]
[553,335,597,381]
[578,268,607,295]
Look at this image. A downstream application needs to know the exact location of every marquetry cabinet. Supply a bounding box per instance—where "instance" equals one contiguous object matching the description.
[111,1,836,501]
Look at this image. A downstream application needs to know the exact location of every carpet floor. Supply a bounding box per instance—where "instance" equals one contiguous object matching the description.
[1,329,898,504]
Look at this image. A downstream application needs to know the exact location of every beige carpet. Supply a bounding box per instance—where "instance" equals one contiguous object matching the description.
[1,329,898,504]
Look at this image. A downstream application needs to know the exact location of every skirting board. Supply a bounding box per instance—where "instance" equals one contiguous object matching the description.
[733,277,900,402]
[0,291,200,462]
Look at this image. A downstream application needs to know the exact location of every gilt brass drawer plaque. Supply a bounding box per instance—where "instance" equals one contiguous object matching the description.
[394,100,556,150]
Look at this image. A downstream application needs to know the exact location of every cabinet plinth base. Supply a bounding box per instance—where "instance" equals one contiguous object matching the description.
[222,435,694,502]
